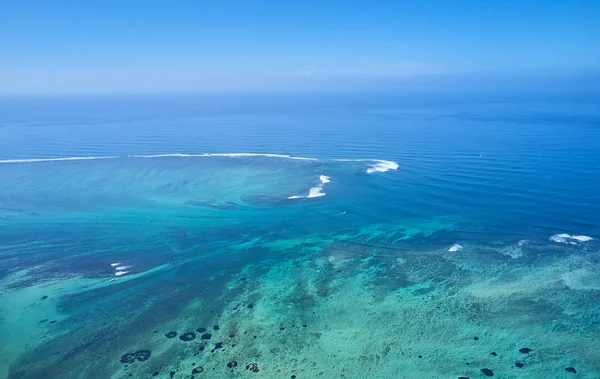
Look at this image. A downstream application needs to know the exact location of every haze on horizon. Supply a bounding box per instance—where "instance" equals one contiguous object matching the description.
[1,0,599,95]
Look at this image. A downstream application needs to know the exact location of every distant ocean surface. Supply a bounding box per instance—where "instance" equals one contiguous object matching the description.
[1,93,599,379]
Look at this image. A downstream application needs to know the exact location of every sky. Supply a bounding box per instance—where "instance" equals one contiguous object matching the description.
[1,0,599,95]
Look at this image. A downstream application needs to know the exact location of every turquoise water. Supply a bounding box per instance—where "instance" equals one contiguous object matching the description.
[1,94,599,378]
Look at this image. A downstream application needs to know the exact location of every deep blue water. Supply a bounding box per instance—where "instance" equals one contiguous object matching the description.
[0,93,599,378]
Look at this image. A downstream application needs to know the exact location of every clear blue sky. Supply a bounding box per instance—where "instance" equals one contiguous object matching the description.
[1,0,599,94]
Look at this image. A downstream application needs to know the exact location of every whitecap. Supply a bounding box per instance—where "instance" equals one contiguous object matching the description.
[333,158,399,173]
[110,262,121,267]
[289,174,331,199]
[550,233,593,244]
[116,265,131,270]
[448,243,463,252]
[115,271,129,276]
[518,240,529,246]
[367,160,399,173]
[571,235,594,242]
[307,186,326,198]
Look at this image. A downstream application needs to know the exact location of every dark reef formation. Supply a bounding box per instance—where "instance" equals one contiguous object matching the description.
[119,350,151,364]
[179,332,196,342]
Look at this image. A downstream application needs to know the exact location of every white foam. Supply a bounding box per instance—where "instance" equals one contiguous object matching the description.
[367,160,399,173]
[116,265,131,270]
[0,156,118,164]
[130,153,318,161]
[115,271,129,276]
[448,243,463,252]
[333,158,399,173]
[571,235,594,242]
[289,174,330,199]
[550,233,593,244]
[518,240,529,246]
[307,186,326,198]
[110,262,121,267]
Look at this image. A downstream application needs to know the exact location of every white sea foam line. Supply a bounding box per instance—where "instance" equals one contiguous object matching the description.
[110,262,121,267]
[115,271,129,276]
[0,156,118,164]
[115,265,131,270]
[0,154,397,172]
[129,153,319,161]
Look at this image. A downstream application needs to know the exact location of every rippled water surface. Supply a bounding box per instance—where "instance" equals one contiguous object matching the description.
[0,94,599,379]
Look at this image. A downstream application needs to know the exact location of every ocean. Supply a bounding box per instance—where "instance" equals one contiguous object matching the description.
[0,93,599,379]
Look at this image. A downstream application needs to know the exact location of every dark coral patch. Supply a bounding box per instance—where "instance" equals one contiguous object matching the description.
[481,368,494,376]
[201,333,212,340]
[42,296,48,300]
[213,325,220,330]
[246,363,259,373]
[566,367,577,374]
[152,372,159,377]
[120,353,136,364]
[247,304,254,309]
[165,331,177,338]
[458,377,470,379]
[473,337,479,340]
[515,362,524,368]
[192,367,204,374]
[519,347,532,354]
[179,332,196,342]
[196,327,206,333]
[135,350,151,361]
[490,352,497,356]
[227,361,238,368]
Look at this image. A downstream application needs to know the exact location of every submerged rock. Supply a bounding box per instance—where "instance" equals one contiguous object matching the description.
[201,333,212,340]
[135,350,151,361]
[165,331,177,338]
[179,332,196,342]
[490,352,497,356]
[481,368,494,376]
[192,367,204,374]
[246,363,259,373]
[247,304,254,309]
[519,347,532,354]
[515,362,524,368]
[227,361,238,368]
[196,327,206,333]
[120,350,151,364]
[120,353,136,364]
[213,325,220,330]
[566,367,577,374]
